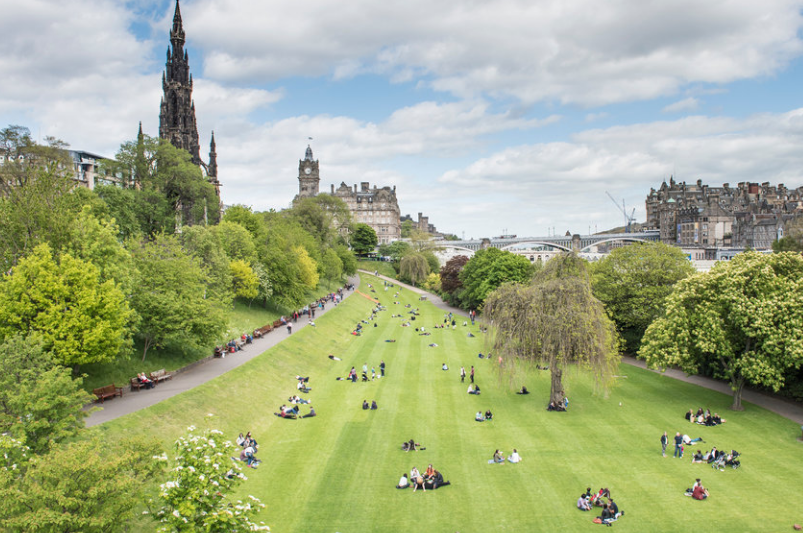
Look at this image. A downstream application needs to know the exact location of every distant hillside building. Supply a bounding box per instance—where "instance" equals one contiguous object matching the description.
[646,177,803,251]
[295,145,401,245]
[400,212,438,235]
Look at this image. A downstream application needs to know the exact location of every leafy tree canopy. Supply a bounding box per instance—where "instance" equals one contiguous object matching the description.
[351,223,378,255]
[129,234,228,361]
[0,244,133,368]
[458,247,533,310]
[0,336,92,454]
[639,251,803,410]
[591,242,694,349]
[399,252,430,286]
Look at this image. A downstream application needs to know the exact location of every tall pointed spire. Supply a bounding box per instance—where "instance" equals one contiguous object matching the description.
[170,0,185,50]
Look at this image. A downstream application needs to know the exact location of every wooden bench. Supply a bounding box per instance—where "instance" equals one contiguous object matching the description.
[93,384,123,403]
[149,368,173,384]
[130,377,146,391]
[273,319,283,329]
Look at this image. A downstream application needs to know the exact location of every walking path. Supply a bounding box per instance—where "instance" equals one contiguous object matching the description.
[86,270,803,427]
[85,278,358,427]
[359,269,803,426]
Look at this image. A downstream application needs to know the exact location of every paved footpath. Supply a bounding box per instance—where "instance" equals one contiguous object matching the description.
[85,277,358,427]
[361,269,803,426]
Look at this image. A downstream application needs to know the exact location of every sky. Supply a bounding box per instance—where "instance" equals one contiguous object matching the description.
[3,0,803,239]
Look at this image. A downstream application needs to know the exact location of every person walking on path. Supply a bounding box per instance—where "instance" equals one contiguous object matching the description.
[460,366,466,382]
[380,360,385,377]
[287,323,292,334]
[470,366,475,384]
[673,432,683,458]
[661,431,668,457]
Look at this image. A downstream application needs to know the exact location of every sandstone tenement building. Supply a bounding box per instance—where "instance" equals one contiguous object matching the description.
[646,177,803,250]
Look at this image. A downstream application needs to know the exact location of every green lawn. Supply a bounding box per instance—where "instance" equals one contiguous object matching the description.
[99,275,803,532]
[357,259,397,279]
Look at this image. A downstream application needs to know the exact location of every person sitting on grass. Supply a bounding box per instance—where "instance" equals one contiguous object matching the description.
[385,339,396,342]
[362,400,369,410]
[303,406,316,418]
[547,401,565,411]
[468,384,481,395]
[485,409,493,421]
[489,449,505,464]
[577,494,592,511]
[475,411,484,422]
[402,439,421,451]
[599,503,615,524]
[429,470,449,489]
[609,498,624,519]
[371,400,378,410]
[442,363,449,370]
[410,467,426,492]
[508,449,521,463]
[517,385,529,395]
[691,450,704,463]
[691,479,709,500]
[396,473,410,489]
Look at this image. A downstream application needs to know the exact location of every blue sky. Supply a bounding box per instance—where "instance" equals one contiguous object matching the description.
[3,0,803,238]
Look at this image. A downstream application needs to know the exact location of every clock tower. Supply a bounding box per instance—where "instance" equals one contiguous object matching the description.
[297,144,320,198]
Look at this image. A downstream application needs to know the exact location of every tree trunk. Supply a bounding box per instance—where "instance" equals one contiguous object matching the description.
[550,366,564,404]
[731,376,745,411]
[142,338,152,362]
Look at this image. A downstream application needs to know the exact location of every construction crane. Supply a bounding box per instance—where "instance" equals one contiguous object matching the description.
[606,191,637,233]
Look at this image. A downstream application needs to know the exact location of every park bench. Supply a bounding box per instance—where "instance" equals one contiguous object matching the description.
[130,377,147,391]
[273,319,283,329]
[149,368,173,384]
[93,383,123,403]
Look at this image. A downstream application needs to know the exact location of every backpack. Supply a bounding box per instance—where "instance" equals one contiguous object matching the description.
[593,517,603,524]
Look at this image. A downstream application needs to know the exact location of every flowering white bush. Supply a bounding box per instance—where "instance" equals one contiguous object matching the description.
[152,426,269,532]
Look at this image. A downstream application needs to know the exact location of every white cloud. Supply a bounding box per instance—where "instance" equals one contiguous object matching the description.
[663,97,700,113]
[188,0,803,106]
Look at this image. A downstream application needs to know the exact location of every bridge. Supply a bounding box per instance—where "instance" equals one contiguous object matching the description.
[435,231,661,257]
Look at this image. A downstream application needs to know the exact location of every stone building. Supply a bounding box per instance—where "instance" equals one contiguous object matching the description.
[331,182,401,245]
[400,212,438,235]
[646,177,803,250]
[159,0,220,199]
[294,145,402,245]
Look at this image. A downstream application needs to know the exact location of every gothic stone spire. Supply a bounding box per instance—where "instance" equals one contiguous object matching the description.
[159,0,200,165]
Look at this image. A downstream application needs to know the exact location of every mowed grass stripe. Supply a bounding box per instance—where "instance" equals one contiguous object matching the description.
[103,275,803,533]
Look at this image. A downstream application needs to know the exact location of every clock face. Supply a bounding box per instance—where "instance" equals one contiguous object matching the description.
[304,166,312,175]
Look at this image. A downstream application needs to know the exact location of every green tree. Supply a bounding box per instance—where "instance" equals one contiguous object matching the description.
[249,262,273,308]
[400,219,414,238]
[483,253,620,404]
[351,223,378,255]
[216,220,257,263]
[422,272,441,292]
[65,205,136,296]
[0,128,84,270]
[335,244,357,276]
[229,259,259,300]
[104,135,219,231]
[458,248,533,311]
[0,436,162,532]
[321,247,344,281]
[222,205,264,240]
[639,251,803,410]
[0,336,92,454]
[378,241,412,263]
[423,250,440,274]
[591,242,694,352]
[294,245,320,289]
[129,234,228,361]
[288,194,351,246]
[399,252,430,286]
[773,216,803,252]
[0,244,132,369]
[180,225,234,306]
[152,427,269,532]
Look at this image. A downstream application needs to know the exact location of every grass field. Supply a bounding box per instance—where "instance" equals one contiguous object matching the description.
[99,275,803,532]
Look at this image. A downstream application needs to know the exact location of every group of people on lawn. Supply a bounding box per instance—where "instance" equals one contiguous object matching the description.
[236,431,260,468]
[275,376,315,419]
[397,464,450,491]
[685,408,726,426]
[577,487,624,524]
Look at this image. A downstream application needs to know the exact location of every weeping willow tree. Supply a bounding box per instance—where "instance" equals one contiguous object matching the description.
[483,253,620,405]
